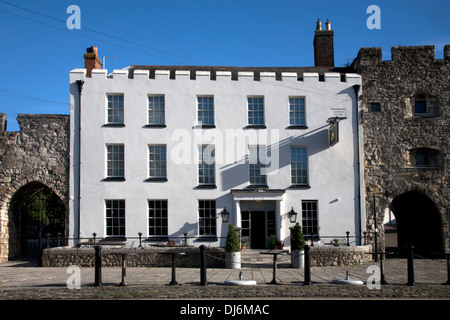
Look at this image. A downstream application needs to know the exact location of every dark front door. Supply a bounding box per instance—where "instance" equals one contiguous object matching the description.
[250,211,266,249]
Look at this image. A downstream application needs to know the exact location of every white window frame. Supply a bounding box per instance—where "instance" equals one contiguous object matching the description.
[198,200,217,237]
[198,144,215,186]
[289,97,306,127]
[249,145,267,186]
[106,94,124,125]
[290,146,308,186]
[148,95,165,126]
[105,199,125,237]
[106,144,125,179]
[247,96,265,126]
[148,145,167,179]
[197,95,215,126]
[148,199,168,236]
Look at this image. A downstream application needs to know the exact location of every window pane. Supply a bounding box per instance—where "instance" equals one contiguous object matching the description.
[107,145,124,178]
[414,100,426,114]
[248,97,264,125]
[289,98,305,126]
[249,146,267,185]
[198,200,216,236]
[148,95,165,125]
[149,145,167,178]
[148,200,168,236]
[302,200,318,237]
[198,145,215,185]
[107,95,124,124]
[291,147,308,185]
[198,96,214,126]
[105,200,125,236]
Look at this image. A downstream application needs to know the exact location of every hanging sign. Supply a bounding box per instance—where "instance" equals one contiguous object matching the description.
[329,121,339,147]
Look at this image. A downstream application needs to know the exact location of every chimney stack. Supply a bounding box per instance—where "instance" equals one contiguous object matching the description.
[313,19,335,67]
[84,46,102,77]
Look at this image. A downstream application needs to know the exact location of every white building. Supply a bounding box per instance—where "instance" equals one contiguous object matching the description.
[69,23,364,249]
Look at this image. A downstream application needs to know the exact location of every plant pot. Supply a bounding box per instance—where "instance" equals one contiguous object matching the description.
[291,250,304,268]
[225,251,241,269]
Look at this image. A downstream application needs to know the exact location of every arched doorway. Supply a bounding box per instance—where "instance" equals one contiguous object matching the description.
[8,182,66,259]
[388,191,444,257]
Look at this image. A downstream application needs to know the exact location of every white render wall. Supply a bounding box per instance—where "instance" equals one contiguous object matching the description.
[69,68,363,248]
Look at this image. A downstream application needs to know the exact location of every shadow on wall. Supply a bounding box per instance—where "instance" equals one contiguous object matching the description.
[219,125,329,190]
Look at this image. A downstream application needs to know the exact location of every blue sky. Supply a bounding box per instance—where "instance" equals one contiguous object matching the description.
[0,0,449,131]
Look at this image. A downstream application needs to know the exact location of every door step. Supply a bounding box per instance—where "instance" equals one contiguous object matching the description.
[240,249,291,268]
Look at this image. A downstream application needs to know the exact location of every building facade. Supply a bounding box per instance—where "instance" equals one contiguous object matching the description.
[69,24,363,250]
[353,45,450,256]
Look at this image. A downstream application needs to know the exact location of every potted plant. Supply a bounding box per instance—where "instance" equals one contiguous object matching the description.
[290,222,306,268]
[225,224,241,269]
[270,234,277,249]
[241,240,248,250]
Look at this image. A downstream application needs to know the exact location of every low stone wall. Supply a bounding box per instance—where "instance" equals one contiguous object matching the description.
[42,246,225,268]
[310,245,372,267]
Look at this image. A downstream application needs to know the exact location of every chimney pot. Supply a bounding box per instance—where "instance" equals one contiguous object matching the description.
[325,19,331,30]
[316,18,322,30]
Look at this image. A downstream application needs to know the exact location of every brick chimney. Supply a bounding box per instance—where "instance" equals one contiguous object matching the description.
[313,19,334,67]
[84,46,102,77]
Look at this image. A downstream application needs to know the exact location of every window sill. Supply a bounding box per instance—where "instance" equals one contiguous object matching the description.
[145,237,169,242]
[145,177,168,182]
[245,125,266,129]
[287,125,308,130]
[246,185,269,189]
[196,185,217,189]
[288,185,311,189]
[103,123,125,128]
[194,124,216,129]
[102,237,126,241]
[195,237,218,242]
[143,124,166,128]
[103,177,126,182]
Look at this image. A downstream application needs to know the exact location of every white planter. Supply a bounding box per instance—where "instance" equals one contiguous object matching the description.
[291,250,304,268]
[225,251,241,269]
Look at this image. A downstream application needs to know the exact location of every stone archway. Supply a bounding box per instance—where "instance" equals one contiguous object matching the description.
[0,114,70,262]
[8,182,67,259]
[388,191,444,257]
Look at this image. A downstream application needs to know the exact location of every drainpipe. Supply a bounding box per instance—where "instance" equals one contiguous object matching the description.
[76,80,84,245]
[353,84,365,245]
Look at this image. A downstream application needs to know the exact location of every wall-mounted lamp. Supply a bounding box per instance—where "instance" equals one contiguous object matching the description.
[221,207,230,223]
[288,207,297,223]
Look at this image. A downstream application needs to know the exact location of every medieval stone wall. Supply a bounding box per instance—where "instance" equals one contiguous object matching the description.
[353,45,450,253]
[0,114,70,262]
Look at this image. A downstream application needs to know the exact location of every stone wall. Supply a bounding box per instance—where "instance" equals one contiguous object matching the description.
[0,114,70,262]
[42,245,371,268]
[42,246,225,268]
[310,245,372,267]
[353,45,450,254]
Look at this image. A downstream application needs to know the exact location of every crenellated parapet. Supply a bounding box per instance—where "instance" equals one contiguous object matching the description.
[70,66,361,84]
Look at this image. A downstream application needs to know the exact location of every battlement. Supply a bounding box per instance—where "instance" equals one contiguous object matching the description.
[70,67,360,84]
[354,45,450,72]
